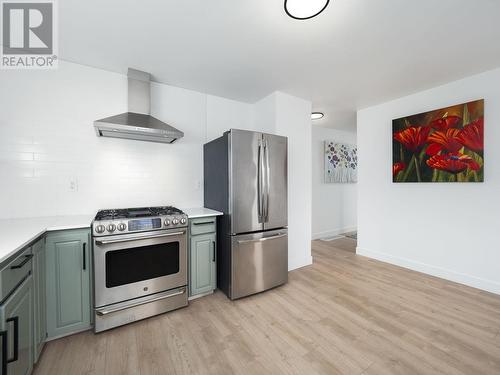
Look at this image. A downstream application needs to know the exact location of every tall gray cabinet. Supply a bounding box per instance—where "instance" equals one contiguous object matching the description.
[45,229,92,339]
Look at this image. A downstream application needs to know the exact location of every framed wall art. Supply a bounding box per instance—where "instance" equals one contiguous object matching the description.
[393,99,484,183]
[325,141,357,183]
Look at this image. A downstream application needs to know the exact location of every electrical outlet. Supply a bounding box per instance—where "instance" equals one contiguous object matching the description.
[195,180,201,190]
[69,177,78,192]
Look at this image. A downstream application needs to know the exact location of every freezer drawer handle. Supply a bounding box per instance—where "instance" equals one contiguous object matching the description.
[10,254,33,269]
[237,233,287,244]
[95,231,185,245]
[0,329,7,375]
[95,289,186,316]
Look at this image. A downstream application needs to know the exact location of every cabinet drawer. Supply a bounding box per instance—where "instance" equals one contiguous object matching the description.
[190,217,216,235]
[0,247,33,301]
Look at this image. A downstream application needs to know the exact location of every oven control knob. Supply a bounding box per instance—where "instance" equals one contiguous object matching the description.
[172,218,179,225]
[95,224,105,234]
[107,223,116,232]
[164,219,170,226]
[117,223,126,231]
[180,218,187,225]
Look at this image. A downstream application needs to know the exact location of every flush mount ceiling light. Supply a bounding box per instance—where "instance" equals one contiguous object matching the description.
[284,0,330,20]
[311,112,324,120]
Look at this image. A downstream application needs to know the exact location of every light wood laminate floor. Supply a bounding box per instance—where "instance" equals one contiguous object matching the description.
[34,239,500,375]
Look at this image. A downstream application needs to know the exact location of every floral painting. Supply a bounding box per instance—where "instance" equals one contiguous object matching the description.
[393,99,484,183]
[325,141,357,183]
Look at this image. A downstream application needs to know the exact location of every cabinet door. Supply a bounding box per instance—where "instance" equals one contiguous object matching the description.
[45,229,91,339]
[0,276,33,375]
[189,233,216,296]
[32,238,46,363]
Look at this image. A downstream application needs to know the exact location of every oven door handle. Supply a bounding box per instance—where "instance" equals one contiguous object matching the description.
[95,288,186,316]
[95,231,185,245]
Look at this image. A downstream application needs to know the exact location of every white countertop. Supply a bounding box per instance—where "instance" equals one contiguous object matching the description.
[182,207,223,219]
[0,208,223,267]
[0,214,93,266]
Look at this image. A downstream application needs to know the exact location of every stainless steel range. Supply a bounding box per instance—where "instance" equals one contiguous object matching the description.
[92,206,188,332]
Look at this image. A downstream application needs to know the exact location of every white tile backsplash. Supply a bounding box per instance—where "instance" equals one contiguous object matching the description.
[0,61,254,219]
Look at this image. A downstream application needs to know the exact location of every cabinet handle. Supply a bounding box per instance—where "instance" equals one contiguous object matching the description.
[96,231,185,245]
[192,221,214,226]
[82,243,86,271]
[6,316,18,364]
[212,241,216,262]
[0,329,7,375]
[10,254,33,269]
[96,288,185,316]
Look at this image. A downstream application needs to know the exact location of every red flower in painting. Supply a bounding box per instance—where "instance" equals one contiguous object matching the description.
[429,116,461,131]
[426,128,463,156]
[393,162,406,177]
[393,126,431,153]
[458,117,484,152]
[426,153,480,174]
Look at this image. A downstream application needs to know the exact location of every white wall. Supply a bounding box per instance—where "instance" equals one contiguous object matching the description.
[275,92,313,270]
[254,92,313,271]
[312,127,357,239]
[205,95,255,141]
[357,67,500,295]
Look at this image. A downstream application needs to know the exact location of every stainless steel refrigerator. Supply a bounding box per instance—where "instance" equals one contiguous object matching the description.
[204,129,288,300]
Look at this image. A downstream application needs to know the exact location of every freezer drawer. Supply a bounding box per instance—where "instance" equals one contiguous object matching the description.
[230,229,288,300]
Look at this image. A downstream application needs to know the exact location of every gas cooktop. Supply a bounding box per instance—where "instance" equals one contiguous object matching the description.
[95,206,184,221]
[93,206,188,236]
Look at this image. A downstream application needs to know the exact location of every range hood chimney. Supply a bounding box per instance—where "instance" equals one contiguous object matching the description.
[94,68,184,144]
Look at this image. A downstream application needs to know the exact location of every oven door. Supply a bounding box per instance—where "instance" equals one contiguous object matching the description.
[93,228,187,308]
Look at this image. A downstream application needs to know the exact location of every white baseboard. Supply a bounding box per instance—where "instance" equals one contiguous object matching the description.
[288,255,313,272]
[312,226,357,240]
[356,247,500,295]
[45,327,92,342]
[188,290,214,301]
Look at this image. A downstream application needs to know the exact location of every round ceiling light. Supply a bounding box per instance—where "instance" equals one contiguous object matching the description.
[311,112,324,120]
[284,0,330,20]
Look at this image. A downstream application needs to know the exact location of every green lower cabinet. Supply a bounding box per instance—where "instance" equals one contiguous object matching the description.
[189,232,216,297]
[45,229,92,339]
[32,238,46,363]
[0,276,34,375]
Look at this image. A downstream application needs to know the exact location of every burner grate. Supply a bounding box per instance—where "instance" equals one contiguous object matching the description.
[94,209,128,220]
[151,206,183,215]
[95,206,184,221]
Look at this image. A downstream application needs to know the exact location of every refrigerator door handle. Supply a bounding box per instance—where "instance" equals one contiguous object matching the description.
[264,138,271,222]
[257,140,263,222]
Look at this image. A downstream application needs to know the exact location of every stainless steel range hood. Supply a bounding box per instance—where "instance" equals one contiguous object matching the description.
[94,68,184,144]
